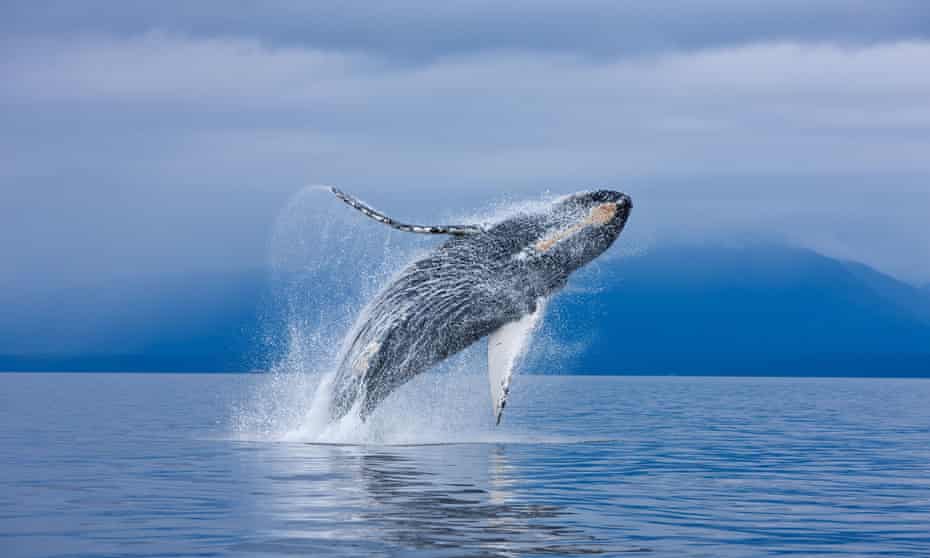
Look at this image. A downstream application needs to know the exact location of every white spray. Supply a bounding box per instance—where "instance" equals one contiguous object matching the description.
[233,187,557,444]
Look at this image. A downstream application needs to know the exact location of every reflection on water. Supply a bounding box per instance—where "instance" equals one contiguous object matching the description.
[359,447,630,556]
[237,442,644,556]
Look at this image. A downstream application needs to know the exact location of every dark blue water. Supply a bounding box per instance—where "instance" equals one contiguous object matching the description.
[2,373,929,557]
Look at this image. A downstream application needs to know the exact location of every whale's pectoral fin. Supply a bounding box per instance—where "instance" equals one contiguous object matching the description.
[330,187,482,235]
[488,298,548,425]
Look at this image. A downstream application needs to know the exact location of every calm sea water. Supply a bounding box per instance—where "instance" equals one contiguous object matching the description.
[1,373,929,557]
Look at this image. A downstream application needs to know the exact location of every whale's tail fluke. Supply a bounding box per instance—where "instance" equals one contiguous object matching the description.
[330,187,482,235]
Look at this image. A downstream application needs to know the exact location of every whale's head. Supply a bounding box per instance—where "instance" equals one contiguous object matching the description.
[526,189,632,282]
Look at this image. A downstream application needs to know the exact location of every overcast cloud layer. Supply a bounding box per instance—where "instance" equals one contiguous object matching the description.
[2,1,929,287]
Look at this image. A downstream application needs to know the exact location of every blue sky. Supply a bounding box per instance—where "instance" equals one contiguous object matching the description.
[2,1,929,288]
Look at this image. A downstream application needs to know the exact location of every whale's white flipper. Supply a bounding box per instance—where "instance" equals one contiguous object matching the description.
[488,298,547,425]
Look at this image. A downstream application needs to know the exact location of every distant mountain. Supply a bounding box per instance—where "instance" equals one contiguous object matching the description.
[533,241,930,376]
[0,270,271,372]
[2,241,928,376]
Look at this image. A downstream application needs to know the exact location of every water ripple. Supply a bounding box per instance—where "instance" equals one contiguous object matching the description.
[2,374,929,557]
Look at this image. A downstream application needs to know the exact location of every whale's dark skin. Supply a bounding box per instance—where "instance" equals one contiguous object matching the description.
[329,189,632,421]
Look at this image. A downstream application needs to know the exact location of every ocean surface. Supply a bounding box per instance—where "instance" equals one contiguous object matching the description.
[2,373,929,557]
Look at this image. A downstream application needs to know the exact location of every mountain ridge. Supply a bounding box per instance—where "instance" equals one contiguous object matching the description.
[2,241,928,375]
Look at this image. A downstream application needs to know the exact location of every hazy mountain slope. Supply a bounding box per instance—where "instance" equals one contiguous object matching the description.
[535,241,930,375]
[1,242,928,375]
[0,270,270,371]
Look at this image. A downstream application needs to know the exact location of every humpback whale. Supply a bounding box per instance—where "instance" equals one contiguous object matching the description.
[328,187,632,423]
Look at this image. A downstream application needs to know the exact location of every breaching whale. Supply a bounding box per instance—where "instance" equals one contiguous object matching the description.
[328,187,632,423]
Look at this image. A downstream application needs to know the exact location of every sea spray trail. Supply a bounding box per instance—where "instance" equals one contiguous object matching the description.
[234,186,572,444]
[234,185,430,442]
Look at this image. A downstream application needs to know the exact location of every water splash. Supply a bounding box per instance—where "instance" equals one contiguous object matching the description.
[233,186,562,445]
[234,186,640,443]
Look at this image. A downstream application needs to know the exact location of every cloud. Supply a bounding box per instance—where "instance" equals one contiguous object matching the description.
[4,1,929,60]
[2,28,929,285]
[6,35,929,177]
